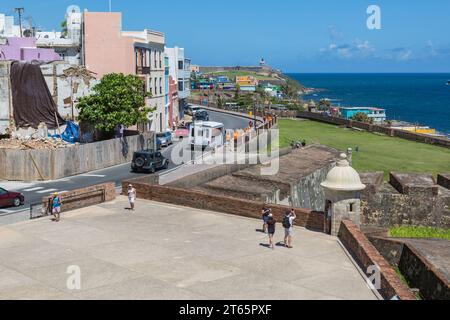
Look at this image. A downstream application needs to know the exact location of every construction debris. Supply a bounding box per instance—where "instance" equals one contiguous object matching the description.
[0,137,77,150]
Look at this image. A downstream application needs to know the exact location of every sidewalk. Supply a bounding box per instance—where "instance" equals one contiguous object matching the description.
[0,196,378,300]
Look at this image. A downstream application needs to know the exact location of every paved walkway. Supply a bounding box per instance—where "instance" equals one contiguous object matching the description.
[0,197,378,300]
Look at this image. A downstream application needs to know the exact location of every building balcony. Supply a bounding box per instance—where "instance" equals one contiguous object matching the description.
[136,66,151,75]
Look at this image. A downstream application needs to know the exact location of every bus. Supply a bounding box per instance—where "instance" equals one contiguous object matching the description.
[189,121,225,150]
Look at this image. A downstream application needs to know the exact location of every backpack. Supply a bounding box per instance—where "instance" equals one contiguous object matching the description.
[282,215,291,229]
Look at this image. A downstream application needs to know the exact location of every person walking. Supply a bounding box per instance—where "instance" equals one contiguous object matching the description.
[283,209,297,248]
[261,207,270,233]
[128,184,137,211]
[267,213,276,250]
[52,192,62,222]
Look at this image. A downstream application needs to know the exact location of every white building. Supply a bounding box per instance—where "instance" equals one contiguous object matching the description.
[165,46,191,114]
[123,29,167,133]
[36,6,82,65]
[0,14,21,37]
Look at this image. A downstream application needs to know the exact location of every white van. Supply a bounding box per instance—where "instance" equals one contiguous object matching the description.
[189,121,225,150]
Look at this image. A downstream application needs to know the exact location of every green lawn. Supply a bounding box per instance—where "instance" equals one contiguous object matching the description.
[279,119,450,179]
[390,226,450,240]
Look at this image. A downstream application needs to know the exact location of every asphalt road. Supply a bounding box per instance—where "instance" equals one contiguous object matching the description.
[0,109,250,220]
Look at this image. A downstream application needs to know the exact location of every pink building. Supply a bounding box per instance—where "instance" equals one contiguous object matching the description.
[0,37,61,62]
[83,12,135,79]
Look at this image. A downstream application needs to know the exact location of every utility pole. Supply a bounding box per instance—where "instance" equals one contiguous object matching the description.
[14,7,24,37]
[109,0,112,12]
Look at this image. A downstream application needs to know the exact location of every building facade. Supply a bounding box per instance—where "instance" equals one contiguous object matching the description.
[236,75,258,92]
[36,6,82,65]
[0,14,21,38]
[165,46,191,119]
[340,107,387,124]
[82,12,167,132]
[0,37,61,62]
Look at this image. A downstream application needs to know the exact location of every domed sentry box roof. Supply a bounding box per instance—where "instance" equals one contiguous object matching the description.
[321,154,366,191]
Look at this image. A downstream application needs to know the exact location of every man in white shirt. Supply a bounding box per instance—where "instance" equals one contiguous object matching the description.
[283,209,297,249]
[128,184,137,211]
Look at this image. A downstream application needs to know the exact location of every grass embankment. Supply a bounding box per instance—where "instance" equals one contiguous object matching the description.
[279,119,450,180]
[390,226,450,240]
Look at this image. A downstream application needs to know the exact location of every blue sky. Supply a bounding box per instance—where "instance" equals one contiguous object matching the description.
[2,0,450,72]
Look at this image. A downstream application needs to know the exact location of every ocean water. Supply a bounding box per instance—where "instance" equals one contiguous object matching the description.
[288,73,450,135]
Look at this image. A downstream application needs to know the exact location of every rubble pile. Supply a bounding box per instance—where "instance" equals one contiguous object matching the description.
[0,137,76,150]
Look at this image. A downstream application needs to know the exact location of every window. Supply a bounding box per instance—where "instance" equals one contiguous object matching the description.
[178,78,184,92]
[349,203,355,213]
[159,52,162,69]
[0,188,7,195]
[159,78,162,95]
[154,77,158,94]
[178,60,184,70]
[149,78,152,95]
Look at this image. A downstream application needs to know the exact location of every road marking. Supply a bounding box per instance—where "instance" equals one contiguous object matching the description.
[80,174,106,178]
[36,189,57,194]
[0,209,16,214]
[23,187,44,192]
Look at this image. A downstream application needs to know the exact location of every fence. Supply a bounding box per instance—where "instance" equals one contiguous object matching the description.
[0,133,152,181]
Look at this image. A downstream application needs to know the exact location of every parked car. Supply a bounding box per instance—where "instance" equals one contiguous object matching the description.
[0,187,25,208]
[175,126,190,139]
[156,131,173,147]
[193,110,210,121]
[131,150,170,173]
[185,105,202,116]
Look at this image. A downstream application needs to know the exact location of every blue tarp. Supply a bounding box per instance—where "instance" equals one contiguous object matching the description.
[49,121,79,143]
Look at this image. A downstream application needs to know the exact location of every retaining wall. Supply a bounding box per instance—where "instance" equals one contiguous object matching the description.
[42,182,116,214]
[293,111,450,149]
[122,177,325,231]
[370,236,450,300]
[338,220,416,300]
[0,133,150,181]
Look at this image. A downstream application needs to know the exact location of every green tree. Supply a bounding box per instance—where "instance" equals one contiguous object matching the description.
[351,112,373,124]
[61,20,68,38]
[281,78,299,100]
[77,73,153,132]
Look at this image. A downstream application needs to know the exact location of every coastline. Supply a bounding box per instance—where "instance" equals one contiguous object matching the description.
[291,73,450,137]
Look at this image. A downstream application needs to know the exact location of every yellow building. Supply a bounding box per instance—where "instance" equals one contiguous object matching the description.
[392,126,436,135]
[236,76,258,86]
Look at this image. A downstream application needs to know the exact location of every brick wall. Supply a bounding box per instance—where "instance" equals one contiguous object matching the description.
[42,182,116,213]
[122,179,325,231]
[338,220,416,300]
[398,243,450,300]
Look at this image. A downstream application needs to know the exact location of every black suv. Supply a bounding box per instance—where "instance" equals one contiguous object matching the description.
[193,110,210,121]
[131,150,169,173]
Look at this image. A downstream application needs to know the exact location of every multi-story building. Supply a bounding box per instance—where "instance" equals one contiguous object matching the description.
[339,107,387,124]
[236,75,258,92]
[122,29,166,133]
[82,12,167,132]
[0,14,21,37]
[165,47,191,119]
[36,6,82,65]
[0,37,61,61]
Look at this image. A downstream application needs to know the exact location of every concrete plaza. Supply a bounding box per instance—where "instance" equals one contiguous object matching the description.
[0,197,378,300]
